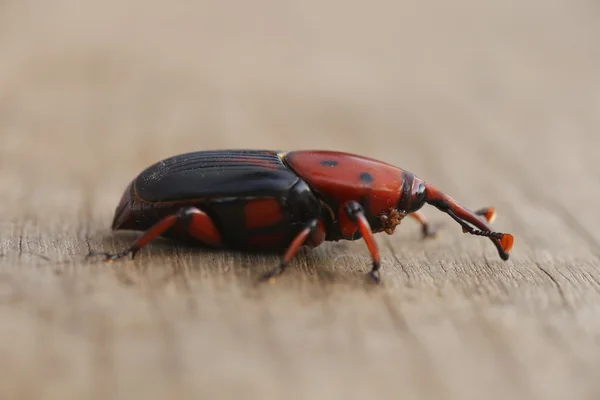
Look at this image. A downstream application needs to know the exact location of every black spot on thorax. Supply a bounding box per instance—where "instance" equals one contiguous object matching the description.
[320,160,338,167]
[360,172,373,184]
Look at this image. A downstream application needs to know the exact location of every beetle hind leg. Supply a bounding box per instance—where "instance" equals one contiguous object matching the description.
[87,207,221,261]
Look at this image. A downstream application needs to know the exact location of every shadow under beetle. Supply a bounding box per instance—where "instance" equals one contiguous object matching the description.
[88,150,514,283]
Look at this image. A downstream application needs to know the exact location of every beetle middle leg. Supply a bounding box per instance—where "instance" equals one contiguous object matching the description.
[87,207,221,261]
[342,201,382,284]
[259,219,323,282]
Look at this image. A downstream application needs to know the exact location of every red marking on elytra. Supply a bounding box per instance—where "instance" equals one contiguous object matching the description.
[244,198,283,230]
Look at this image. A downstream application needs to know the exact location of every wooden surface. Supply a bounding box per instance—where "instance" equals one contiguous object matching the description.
[1,1,600,399]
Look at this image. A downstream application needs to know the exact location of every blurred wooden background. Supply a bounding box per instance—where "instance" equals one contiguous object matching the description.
[1,1,599,399]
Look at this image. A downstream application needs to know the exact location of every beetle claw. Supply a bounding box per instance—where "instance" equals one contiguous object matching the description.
[368,269,381,284]
[423,231,439,239]
[86,251,109,260]
[259,268,282,284]
[422,224,439,239]
[86,250,132,262]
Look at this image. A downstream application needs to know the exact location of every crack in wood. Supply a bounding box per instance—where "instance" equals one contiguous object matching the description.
[384,239,411,284]
[535,262,568,308]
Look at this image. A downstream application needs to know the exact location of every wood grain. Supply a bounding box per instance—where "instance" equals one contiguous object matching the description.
[1,0,600,399]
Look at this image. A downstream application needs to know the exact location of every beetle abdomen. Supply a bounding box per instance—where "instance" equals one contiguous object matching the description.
[134,150,298,202]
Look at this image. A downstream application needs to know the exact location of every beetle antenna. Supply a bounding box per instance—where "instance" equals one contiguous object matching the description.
[423,183,513,260]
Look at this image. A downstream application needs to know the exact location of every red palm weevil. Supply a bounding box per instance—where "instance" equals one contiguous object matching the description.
[89,150,514,283]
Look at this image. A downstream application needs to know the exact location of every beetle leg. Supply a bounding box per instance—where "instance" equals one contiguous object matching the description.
[410,207,495,239]
[474,207,497,224]
[87,207,221,261]
[260,219,322,282]
[408,211,437,238]
[342,201,382,284]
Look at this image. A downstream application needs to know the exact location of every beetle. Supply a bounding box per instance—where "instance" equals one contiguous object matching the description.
[88,150,514,283]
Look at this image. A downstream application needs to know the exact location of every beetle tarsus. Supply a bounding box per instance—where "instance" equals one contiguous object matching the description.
[474,207,497,224]
[409,211,438,239]
[369,260,381,284]
[259,263,285,283]
[368,269,381,284]
[86,249,133,262]
[458,207,496,233]
[421,224,438,239]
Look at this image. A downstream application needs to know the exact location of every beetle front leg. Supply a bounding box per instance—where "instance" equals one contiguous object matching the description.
[342,201,382,284]
[260,219,324,283]
[88,207,221,261]
[474,207,496,224]
[410,207,496,239]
